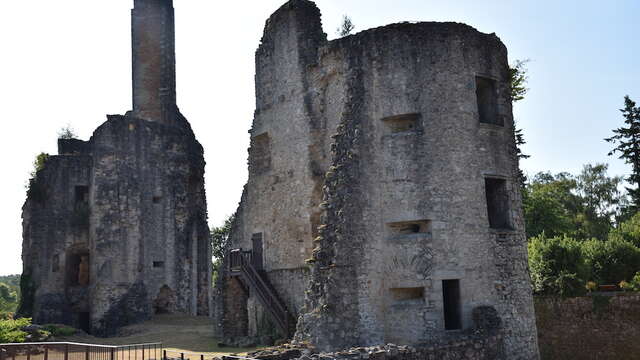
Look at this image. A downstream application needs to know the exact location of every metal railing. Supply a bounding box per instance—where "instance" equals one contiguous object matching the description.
[0,343,162,360]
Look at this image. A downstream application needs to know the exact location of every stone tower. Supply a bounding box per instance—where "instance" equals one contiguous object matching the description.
[132,0,176,124]
[217,1,539,359]
[18,0,211,336]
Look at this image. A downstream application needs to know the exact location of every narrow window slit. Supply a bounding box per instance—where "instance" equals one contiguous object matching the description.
[381,113,421,133]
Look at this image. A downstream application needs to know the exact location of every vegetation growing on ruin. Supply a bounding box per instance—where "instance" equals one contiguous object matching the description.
[57,124,78,140]
[211,213,235,283]
[336,15,355,37]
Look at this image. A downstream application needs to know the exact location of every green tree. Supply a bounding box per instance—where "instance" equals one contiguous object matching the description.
[0,283,18,315]
[609,212,640,248]
[522,172,580,238]
[605,96,640,210]
[522,166,625,240]
[509,59,531,185]
[509,59,530,102]
[336,15,355,37]
[574,163,624,240]
[211,213,236,282]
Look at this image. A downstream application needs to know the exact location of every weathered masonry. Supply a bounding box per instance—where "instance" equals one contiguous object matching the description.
[18,0,211,336]
[217,1,539,359]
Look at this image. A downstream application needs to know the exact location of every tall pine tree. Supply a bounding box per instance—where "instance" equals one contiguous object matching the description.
[606,96,640,211]
[510,59,531,186]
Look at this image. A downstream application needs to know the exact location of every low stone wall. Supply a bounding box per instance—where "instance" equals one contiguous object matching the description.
[535,293,640,360]
[247,335,503,360]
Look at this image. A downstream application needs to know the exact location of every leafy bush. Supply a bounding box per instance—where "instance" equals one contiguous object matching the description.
[631,272,640,291]
[585,281,597,292]
[528,234,588,295]
[581,238,640,284]
[43,324,76,337]
[609,212,640,247]
[0,318,31,343]
[554,271,585,297]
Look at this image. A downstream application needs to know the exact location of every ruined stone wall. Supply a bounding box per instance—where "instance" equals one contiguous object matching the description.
[19,0,211,336]
[20,155,91,328]
[535,293,640,360]
[250,336,504,360]
[20,109,211,336]
[89,111,210,335]
[221,1,538,357]
[220,0,325,339]
[296,14,538,359]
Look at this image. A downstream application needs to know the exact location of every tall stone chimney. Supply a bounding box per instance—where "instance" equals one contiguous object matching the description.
[131,0,176,124]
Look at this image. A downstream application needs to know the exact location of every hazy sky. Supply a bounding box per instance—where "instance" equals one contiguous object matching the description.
[0,0,638,275]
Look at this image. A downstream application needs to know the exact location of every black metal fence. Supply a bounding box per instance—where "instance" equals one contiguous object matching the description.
[0,343,163,360]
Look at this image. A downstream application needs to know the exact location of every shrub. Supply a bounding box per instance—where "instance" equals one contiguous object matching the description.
[0,318,31,343]
[585,281,598,292]
[528,234,588,295]
[554,271,585,297]
[43,324,76,337]
[581,238,640,284]
[631,272,640,291]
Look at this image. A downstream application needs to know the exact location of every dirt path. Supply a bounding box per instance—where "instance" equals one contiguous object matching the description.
[59,315,260,357]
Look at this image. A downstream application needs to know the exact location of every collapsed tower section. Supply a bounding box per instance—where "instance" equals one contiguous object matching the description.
[218,0,539,358]
[19,0,211,336]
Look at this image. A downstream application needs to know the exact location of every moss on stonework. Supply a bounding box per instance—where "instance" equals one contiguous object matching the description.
[16,272,35,318]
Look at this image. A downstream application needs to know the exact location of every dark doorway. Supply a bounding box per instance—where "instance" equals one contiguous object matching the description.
[78,312,91,333]
[153,285,176,314]
[74,186,89,205]
[442,279,462,330]
[252,233,264,270]
[66,252,89,287]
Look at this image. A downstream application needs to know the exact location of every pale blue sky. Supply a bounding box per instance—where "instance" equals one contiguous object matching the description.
[0,0,637,275]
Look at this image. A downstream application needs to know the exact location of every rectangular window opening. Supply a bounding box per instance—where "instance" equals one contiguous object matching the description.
[475,76,501,126]
[390,287,424,303]
[442,279,462,330]
[485,178,512,230]
[153,261,165,268]
[387,220,431,235]
[252,233,264,271]
[75,186,89,204]
[250,133,272,174]
[52,254,60,273]
[381,113,421,133]
[152,196,162,204]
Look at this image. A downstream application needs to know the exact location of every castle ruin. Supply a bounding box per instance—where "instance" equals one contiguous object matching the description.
[217,1,539,358]
[18,0,211,336]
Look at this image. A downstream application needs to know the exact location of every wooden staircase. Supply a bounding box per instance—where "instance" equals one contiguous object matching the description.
[228,249,295,337]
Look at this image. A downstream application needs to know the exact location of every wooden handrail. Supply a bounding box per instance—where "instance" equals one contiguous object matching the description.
[228,248,294,336]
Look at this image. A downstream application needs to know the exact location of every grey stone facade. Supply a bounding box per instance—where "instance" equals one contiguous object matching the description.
[219,1,539,359]
[18,0,211,336]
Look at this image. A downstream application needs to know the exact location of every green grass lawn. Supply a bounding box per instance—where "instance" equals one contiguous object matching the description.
[59,314,261,357]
